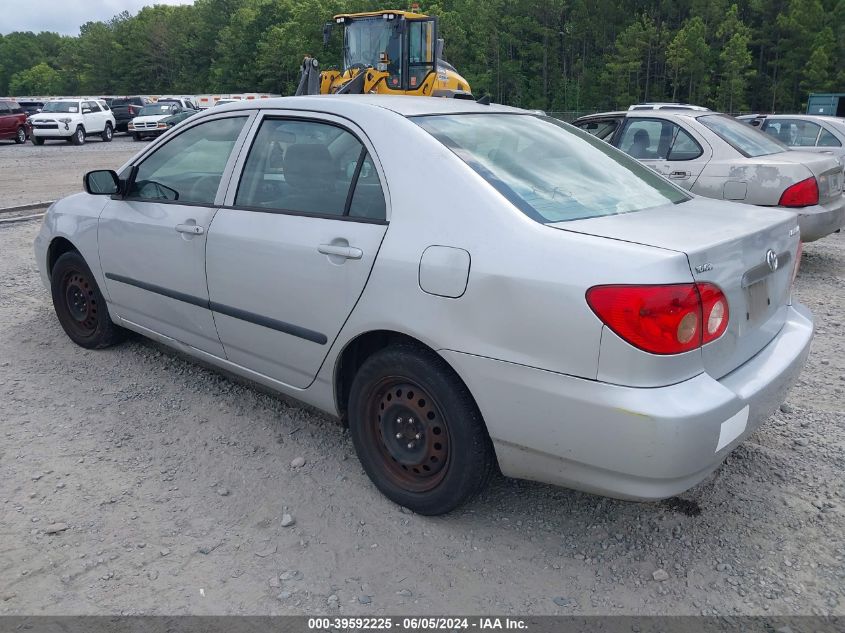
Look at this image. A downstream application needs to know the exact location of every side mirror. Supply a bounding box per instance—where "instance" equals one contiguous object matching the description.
[84,170,120,195]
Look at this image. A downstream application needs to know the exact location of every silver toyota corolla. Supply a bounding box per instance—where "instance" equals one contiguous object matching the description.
[34,96,814,515]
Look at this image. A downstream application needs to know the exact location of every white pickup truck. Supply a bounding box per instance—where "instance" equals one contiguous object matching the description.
[29,99,115,145]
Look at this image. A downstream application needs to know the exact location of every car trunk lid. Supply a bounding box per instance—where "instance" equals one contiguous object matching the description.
[550,198,800,379]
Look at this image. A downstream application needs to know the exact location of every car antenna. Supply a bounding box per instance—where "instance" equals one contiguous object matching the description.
[476,94,491,105]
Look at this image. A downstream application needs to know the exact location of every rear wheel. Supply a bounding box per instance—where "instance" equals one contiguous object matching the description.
[101,123,113,142]
[348,345,495,515]
[50,251,123,349]
[32,136,44,146]
[71,126,85,145]
[15,126,26,144]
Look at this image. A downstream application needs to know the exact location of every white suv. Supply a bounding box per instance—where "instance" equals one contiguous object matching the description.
[30,99,116,145]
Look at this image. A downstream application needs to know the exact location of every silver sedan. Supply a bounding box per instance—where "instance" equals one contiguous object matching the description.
[34,96,814,514]
[577,110,845,242]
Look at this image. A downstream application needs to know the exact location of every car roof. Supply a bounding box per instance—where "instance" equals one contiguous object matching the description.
[207,95,527,118]
[757,113,845,123]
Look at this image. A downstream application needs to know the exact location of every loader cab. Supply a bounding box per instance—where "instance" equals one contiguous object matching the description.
[337,12,437,92]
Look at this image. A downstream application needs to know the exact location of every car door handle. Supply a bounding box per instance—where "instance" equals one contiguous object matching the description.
[669,170,690,179]
[318,244,363,259]
[175,223,205,235]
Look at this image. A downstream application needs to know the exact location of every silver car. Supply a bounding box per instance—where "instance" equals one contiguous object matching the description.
[34,96,814,515]
[740,114,845,166]
[577,110,845,242]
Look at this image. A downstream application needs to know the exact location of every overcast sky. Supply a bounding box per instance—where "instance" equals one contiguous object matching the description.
[1,0,196,36]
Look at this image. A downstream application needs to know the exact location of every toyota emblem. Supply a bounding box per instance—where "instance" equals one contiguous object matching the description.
[766,249,778,272]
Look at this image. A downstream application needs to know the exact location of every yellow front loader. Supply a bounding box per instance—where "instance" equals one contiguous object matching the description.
[295,10,473,99]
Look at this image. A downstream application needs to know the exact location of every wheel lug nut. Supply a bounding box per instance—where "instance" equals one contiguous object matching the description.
[415,433,422,440]
[407,442,414,449]
[396,417,402,423]
[395,433,402,439]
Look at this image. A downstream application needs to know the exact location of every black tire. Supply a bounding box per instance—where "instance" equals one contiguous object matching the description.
[32,136,44,146]
[15,126,26,144]
[132,133,142,141]
[50,251,124,349]
[348,345,495,515]
[101,123,113,142]
[71,126,85,145]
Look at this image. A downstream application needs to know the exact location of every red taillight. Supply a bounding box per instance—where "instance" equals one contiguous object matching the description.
[586,283,729,355]
[779,177,818,207]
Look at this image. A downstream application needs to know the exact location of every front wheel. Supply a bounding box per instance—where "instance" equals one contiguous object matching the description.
[101,123,113,142]
[50,251,124,349]
[15,127,26,144]
[132,133,142,141]
[71,126,85,145]
[32,136,44,146]
[348,345,495,515]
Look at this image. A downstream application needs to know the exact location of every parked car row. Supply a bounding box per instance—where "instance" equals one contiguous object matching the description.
[573,104,845,242]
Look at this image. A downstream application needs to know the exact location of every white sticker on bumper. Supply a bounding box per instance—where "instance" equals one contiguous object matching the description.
[716,405,750,452]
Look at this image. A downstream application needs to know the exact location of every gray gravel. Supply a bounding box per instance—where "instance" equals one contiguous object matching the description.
[0,135,140,209]
[0,161,843,615]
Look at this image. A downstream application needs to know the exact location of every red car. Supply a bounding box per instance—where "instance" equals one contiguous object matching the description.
[0,99,31,144]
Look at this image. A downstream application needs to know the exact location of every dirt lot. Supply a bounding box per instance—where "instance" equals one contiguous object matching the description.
[0,141,843,616]
[0,136,139,209]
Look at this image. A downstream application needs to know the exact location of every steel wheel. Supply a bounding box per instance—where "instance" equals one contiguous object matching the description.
[15,127,26,144]
[50,251,124,349]
[348,345,495,515]
[369,379,450,492]
[60,269,99,339]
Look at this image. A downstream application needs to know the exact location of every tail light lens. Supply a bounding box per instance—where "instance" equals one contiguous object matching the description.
[586,283,729,355]
[779,177,818,207]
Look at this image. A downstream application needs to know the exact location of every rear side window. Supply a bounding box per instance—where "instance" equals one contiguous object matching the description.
[127,116,247,204]
[415,113,689,223]
[618,119,702,160]
[235,118,386,220]
[698,114,784,157]
[818,128,841,147]
[761,119,821,147]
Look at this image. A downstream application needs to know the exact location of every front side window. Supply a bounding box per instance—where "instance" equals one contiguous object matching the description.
[618,119,702,160]
[698,114,785,157]
[415,114,689,223]
[127,116,247,204]
[235,118,385,220]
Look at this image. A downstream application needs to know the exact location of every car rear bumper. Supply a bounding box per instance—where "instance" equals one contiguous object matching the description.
[441,302,814,500]
[790,196,845,241]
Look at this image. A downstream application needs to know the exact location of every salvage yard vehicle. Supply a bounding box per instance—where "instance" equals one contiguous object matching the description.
[0,99,30,144]
[110,96,152,132]
[740,114,845,167]
[29,99,115,145]
[35,96,814,515]
[128,102,186,140]
[576,109,845,242]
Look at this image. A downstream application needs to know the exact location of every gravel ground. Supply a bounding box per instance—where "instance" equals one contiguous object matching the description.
[0,135,139,208]
[0,163,843,615]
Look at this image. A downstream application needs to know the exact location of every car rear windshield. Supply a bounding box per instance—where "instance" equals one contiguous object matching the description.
[413,113,689,223]
[697,114,785,157]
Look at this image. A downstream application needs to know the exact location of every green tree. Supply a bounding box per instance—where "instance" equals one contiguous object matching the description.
[716,4,754,112]
[666,16,710,104]
[9,62,63,95]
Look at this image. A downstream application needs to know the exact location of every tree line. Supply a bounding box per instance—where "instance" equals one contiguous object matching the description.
[0,0,842,114]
